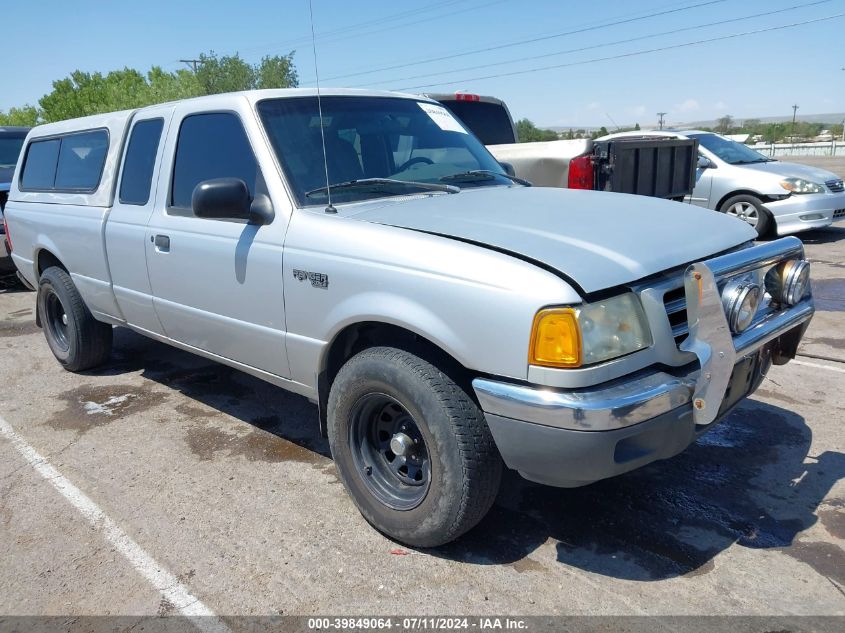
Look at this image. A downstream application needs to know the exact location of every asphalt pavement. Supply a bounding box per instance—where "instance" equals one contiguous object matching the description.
[0,224,843,621]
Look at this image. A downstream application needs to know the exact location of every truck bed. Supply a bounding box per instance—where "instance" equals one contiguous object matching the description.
[593,136,698,201]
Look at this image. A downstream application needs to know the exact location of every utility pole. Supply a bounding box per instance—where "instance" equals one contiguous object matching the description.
[179,58,203,72]
[790,104,799,147]
[657,112,667,130]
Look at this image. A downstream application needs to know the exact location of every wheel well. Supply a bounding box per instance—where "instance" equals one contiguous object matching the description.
[36,250,68,277]
[715,190,773,212]
[316,322,474,437]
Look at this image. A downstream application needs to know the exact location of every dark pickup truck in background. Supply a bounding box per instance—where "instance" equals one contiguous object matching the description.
[429,93,697,201]
[1,127,30,275]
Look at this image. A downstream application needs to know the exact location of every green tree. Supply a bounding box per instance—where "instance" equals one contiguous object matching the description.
[147,67,203,103]
[515,118,558,142]
[716,114,734,134]
[39,69,150,122]
[634,122,641,131]
[23,51,300,125]
[256,53,299,89]
[743,118,761,134]
[194,51,256,94]
[0,105,39,126]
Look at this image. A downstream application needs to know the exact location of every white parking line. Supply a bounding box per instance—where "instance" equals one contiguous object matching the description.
[0,414,232,633]
[792,359,845,374]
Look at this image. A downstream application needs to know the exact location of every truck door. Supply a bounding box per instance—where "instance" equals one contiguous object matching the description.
[145,104,290,378]
[106,106,174,335]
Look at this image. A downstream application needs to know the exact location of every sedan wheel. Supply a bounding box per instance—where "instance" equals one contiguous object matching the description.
[719,194,772,238]
[726,201,759,228]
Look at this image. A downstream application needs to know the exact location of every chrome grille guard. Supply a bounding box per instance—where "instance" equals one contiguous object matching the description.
[679,237,814,425]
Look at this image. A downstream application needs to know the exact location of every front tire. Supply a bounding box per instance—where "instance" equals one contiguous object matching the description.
[720,194,772,238]
[38,266,112,371]
[327,347,502,547]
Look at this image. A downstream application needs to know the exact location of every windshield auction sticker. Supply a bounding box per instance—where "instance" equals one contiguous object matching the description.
[418,103,468,134]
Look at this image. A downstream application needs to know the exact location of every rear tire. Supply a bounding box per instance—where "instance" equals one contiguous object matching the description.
[38,266,112,371]
[720,194,772,238]
[327,347,502,547]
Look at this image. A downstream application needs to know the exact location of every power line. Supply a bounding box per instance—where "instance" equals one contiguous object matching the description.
[307,0,728,85]
[289,0,510,70]
[348,0,833,88]
[165,1,498,77]
[394,12,845,91]
[236,0,490,58]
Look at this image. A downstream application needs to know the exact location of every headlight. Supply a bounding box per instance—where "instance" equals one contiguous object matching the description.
[765,259,810,306]
[780,177,825,194]
[529,293,652,368]
[721,276,762,333]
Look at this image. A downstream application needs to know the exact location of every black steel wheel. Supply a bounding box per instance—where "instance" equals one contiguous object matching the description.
[37,266,112,371]
[327,346,502,547]
[349,393,431,510]
[44,290,70,353]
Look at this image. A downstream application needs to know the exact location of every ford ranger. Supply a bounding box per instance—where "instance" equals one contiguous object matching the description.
[4,89,814,547]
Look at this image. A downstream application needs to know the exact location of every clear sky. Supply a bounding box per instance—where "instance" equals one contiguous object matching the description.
[2,0,843,128]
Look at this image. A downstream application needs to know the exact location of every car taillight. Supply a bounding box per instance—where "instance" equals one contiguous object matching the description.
[568,154,594,190]
[454,93,480,101]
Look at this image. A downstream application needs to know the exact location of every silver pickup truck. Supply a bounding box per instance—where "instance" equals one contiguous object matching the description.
[4,89,814,547]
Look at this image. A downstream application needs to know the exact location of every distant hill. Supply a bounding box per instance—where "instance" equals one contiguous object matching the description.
[676,112,845,129]
[544,112,845,132]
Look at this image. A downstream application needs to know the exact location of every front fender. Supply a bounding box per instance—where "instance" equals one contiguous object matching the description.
[282,211,578,392]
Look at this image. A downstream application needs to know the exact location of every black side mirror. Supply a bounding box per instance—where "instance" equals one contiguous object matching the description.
[192,178,274,225]
[499,161,516,177]
[193,178,250,220]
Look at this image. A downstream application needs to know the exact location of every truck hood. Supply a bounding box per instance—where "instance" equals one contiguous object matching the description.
[349,186,755,294]
[736,159,841,183]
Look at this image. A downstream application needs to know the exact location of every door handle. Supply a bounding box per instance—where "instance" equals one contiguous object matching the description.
[152,234,170,252]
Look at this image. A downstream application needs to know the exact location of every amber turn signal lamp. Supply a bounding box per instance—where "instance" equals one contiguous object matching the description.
[529,308,582,368]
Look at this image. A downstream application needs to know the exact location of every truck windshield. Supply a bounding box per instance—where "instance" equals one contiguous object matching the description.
[257,96,511,206]
[687,132,773,165]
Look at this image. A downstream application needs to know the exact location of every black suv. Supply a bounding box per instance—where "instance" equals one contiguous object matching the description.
[1,126,30,274]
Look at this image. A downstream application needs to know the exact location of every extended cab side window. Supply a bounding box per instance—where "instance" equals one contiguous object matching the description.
[20,139,61,190]
[119,118,164,206]
[20,130,109,192]
[170,112,258,215]
[54,131,109,190]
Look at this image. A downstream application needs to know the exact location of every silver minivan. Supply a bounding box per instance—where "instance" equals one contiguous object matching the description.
[603,130,845,237]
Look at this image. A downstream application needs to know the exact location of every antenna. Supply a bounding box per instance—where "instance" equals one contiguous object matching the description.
[605,112,621,132]
[308,0,336,214]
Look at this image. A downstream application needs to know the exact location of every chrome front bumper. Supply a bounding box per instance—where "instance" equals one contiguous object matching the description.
[474,369,697,432]
[474,237,814,432]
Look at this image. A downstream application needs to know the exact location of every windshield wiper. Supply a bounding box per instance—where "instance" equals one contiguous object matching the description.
[439,170,531,186]
[305,178,459,198]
